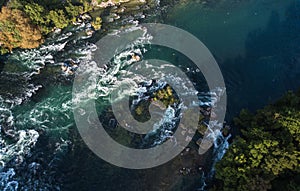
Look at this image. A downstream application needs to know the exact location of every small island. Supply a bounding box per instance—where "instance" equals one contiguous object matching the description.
[0,0,299,190]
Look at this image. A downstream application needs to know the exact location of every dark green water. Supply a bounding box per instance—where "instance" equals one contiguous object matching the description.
[1,0,300,191]
[165,0,300,118]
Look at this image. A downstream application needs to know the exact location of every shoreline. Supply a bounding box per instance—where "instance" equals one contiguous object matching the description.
[0,0,155,54]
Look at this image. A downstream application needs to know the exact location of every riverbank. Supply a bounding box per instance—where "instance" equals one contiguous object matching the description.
[1,1,211,190]
[0,0,155,54]
[1,0,299,190]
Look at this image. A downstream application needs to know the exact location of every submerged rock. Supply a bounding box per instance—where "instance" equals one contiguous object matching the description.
[198,138,213,155]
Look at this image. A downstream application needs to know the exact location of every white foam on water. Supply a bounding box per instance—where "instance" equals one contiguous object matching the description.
[0,18,97,190]
[0,7,229,188]
[0,130,39,167]
[0,168,18,191]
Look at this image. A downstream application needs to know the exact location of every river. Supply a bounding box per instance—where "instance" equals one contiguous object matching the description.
[0,0,300,190]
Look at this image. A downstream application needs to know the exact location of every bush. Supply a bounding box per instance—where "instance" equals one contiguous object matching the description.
[91,16,102,30]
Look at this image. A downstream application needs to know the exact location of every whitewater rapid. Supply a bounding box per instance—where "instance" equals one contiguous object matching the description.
[0,16,228,191]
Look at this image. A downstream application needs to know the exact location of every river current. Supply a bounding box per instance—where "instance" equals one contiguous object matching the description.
[0,0,300,190]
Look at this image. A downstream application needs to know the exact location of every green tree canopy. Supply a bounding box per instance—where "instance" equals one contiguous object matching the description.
[0,0,101,53]
[215,91,300,191]
[24,3,47,25]
[47,9,69,29]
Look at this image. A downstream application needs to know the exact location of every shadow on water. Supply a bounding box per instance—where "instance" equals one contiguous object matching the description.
[61,1,300,191]
[222,1,300,120]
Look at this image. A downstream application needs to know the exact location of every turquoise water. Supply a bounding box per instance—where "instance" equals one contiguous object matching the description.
[0,0,300,190]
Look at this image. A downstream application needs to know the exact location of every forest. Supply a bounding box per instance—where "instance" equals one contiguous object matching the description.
[213,90,300,190]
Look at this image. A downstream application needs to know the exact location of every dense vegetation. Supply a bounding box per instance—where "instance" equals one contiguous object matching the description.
[214,91,300,191]
[0,6,43,54]
[0,0,102,54]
